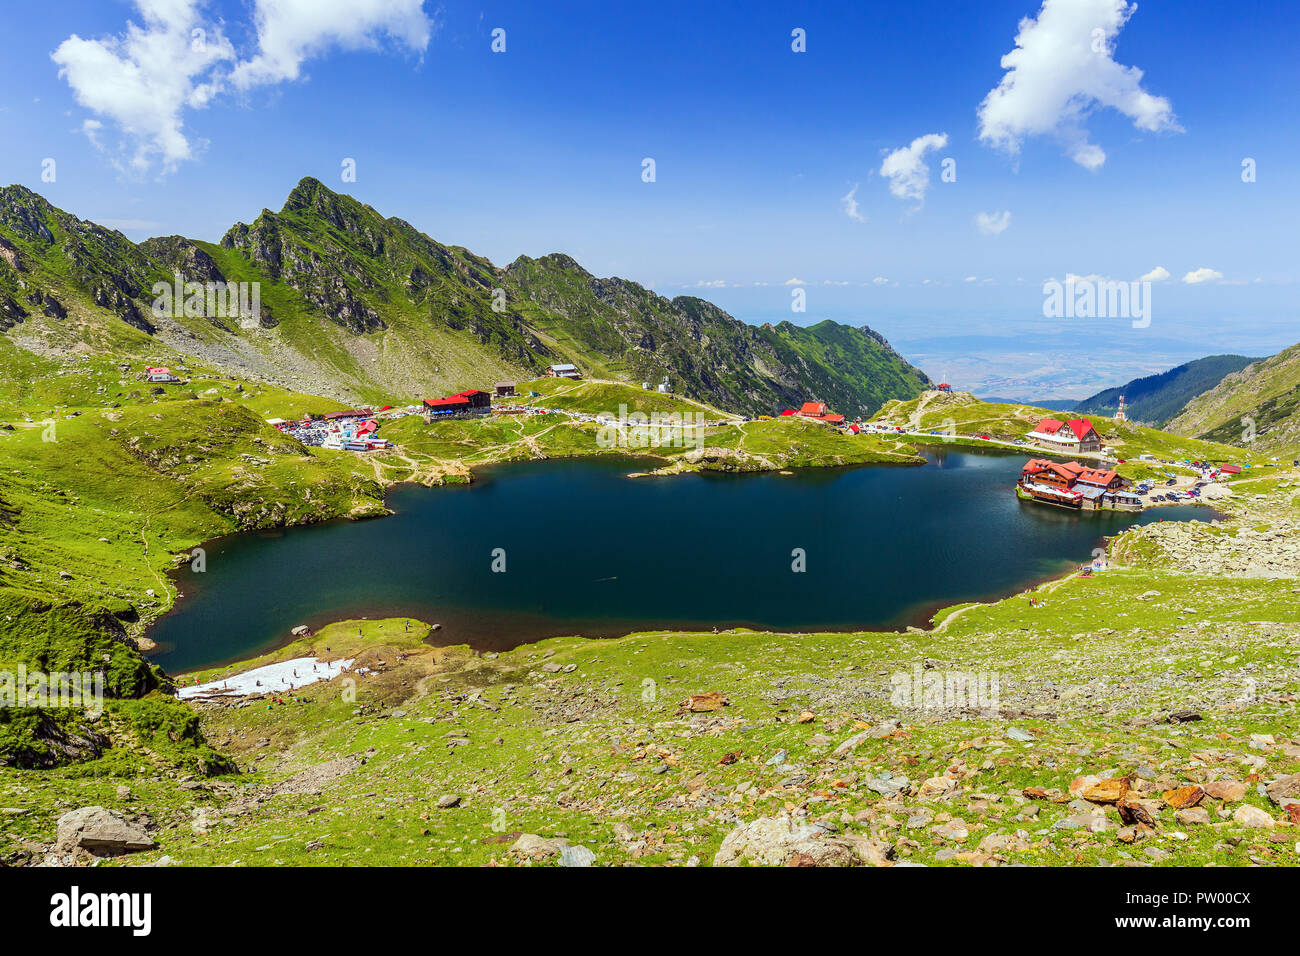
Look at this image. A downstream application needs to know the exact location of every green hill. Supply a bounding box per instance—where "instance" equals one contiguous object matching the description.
[1166,342,1300,454]
[1073,354,1259,426]
[0,178,928,418]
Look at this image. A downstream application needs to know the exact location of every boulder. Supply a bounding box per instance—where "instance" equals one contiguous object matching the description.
[1203,780,1247,803]
[511,833,569,860]
[1162,785,1205,809]
[56,806,154,855]
[681,692,728,713]
[1232,805,1275,829]
[558,845,596,867]
[713,816,860,867]
[1265,774,1300,805]
[1081,777,1130,804]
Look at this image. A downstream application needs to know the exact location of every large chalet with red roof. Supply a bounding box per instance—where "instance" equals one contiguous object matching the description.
[782,401,845,425]
[423,389,492,420]
[1027,416,1102,454]
[1018,458,1139,510]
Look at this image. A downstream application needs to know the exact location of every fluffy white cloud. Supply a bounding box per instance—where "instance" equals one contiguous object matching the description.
[783,277,806,286]
[52,1,235,172]
[52,0,433,174]
[1139,265,1170,282]
[1182,267,1223,284]
[840,183,865,223]
[230,0,432,88]
[872,276,890,285]
[975,210,1012,235]
[879,133,948,204]
[977,0,1179,170]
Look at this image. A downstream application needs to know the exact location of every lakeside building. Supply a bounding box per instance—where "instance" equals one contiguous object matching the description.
[1027,416,1102,454]
[1018,458,1139,511]
[546,363,581,379]
[423,389,492,421]
[792,401,846,425]
[494,382,517,398]
[321,408,373,422]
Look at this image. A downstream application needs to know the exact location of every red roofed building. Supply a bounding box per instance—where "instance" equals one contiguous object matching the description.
[1027,416,1102,453]
[1019,458,1131,510]
[423,388,491,421]
[792,401,846,425]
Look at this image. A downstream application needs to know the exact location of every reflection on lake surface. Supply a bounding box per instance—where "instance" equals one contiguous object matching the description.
[148,450,1215,672]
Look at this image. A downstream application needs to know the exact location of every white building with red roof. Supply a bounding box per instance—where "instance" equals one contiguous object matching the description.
[1027,416,1102,453]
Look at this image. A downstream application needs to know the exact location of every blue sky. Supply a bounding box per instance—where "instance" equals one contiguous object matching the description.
[1,0,1297,395]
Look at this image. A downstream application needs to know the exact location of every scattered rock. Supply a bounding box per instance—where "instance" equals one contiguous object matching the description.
[1162,785,1205,810]
[681,692,729,713]
[713,815,860,867]
[1203,781,1247,803]
[558,845,596,867]
[56,806,155,855]
[1233,805,1275,829]
[511,833,569,860]
[1082,777,1130,804]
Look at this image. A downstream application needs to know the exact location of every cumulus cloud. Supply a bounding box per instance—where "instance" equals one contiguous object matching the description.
[230,0,432,89]
[975,210,1012,236]
[1139,265,1170,282]
[51,1,235,172]
[1182,267,1223,284]
[783,277,806,286]
[977,0,1179,170]
[51,0,433,174]
[879,133,948,204]
[840,183,865,223]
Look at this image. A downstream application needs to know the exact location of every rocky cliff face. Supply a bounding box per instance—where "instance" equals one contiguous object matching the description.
[0,178,929,415]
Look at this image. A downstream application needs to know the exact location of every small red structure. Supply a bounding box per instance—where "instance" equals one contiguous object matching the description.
[1220,464,1243,474]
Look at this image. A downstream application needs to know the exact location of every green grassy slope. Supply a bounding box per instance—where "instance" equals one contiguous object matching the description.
[1074,354,1260,426]
[875,390,1271,478]
[1167,342,1300,455]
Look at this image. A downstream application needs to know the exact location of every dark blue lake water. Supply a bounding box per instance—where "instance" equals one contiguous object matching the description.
[148,450,1213,672]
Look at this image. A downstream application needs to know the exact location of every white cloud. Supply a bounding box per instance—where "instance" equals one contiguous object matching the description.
[1139,265,1170,282]
[977,0,1180,170]
[840,183,865,222]
[783,277,805,286]
[879,132,948,204]
[52,1,235,172]
[52,0,433,174]
[230,0,432,89]
[872,277,890,285]
[1182,267,1223,284]
[975,210,1012,235]
[690,280,727,288]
